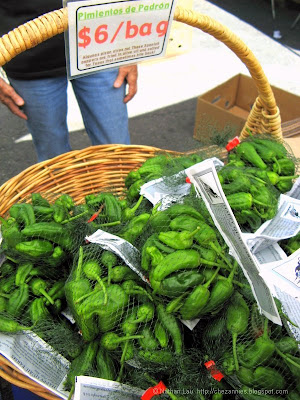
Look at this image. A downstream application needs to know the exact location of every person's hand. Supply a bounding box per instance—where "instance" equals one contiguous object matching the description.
[113,64,138,104]
[0,77,27,120]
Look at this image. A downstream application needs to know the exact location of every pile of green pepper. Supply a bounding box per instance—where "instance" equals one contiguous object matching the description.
[0,148,299,400]
[219,138,299,232]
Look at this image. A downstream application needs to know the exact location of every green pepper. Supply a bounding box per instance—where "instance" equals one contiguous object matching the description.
[266,171,298,186]
[29,297,51,324]
[252,138,287,159]
[100,332,143,351]
[129,302,155,325]
[226,291,250,371]
[160,270,205,298]
[165,292,188,314]
[236,366,254,386]
[56,194,75,211]
[15,262,34,286]
[9,203,36,227]
[121,280,152,301]
[151,249,201,282]
[21,222,73,250]
[239,210,262,231]
[275,336,299,354]
[141,234,160,271]
[221,351,235,375]
[0,218,24,248]
[15,239,53,258]
[146,246,165,269]
[253,366,286,390]
[194,223,218,246]
[166,203,204,221]
[275,349,300,379]
[46,280,66,304]
[273,157,295,176]
[86,193,122,222]
[65,247,98,342]
[33,205,54,222]
[222,175,251,195]
[125,170,141,188]
[251,141,280,163]
[179,266,221,320]
[0,261,15,277]
[0,315,32,333]
[100,250,118,286]
[122,195,144,221]
[148,209,171,233]
[31,193,51,208]
[0,274,16,294]
[110,265,138,282]
[6,283,29,317]
[0,296,7,312]
[121,308,139,335]
[52,202,68,224]
[138,326,159,350]
[154,322,169,348]
[120,213,150,244]
[226,192,253,211]
[127,179,145,201]
[240,318,275,368]
[65,341,98,396]
[200,262,237,314]
[276,179,294,193]
[30,278,55,304]
[138,349,173,365]
[202,316,227,345]
[156,303,183,354]
[78,284,129,332]
[235,142,267,170]
[83,260,107,304]
[169,215,200,232]
[96,346,116,381]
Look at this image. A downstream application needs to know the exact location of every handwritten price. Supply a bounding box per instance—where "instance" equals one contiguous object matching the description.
[78,20,168,48]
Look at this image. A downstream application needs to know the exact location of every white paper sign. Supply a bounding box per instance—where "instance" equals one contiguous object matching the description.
[185,159,281,325]
[67,0,176,77]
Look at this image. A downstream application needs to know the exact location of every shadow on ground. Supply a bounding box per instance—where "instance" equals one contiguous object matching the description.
[208,0,300,51]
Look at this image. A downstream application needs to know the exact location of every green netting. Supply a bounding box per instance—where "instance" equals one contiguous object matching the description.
[0,148,299,400]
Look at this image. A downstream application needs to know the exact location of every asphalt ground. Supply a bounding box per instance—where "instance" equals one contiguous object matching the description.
[0,0,299,187]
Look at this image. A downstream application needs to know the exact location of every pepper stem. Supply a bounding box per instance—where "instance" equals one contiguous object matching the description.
[38,288,54,305]
[61,210,89,225]
[204,265,222,288]
[232,332,239,371]
[75,246,84,281]
[209,241,234,270]
[96,277,108,306]
[227,261,238,284]
[273,157,281,174]
[275,347,300,369]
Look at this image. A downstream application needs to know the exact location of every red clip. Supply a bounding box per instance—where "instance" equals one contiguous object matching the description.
[141,381,167,400]
[186,177,191,184]
[226,136,240,151]
[87,213,99,223]
[204,360,224,382]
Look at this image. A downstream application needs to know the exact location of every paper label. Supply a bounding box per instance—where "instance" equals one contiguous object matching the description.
[85,229,148,283]
[0,331,70,399]
[74,376,144,400]
[67,0,176,77]
[185,159,281,325]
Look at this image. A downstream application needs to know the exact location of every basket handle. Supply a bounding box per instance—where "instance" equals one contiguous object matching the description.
[0,6,282,142]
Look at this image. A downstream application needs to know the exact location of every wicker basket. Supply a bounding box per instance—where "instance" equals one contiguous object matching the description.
[0,5,283,400]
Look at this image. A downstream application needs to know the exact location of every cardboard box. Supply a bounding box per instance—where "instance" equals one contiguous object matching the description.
[193,74,300,143]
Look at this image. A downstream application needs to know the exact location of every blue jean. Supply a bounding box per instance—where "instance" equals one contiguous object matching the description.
[10,69,130,162]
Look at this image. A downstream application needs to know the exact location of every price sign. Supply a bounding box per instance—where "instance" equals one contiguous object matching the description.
[67,0,176,77]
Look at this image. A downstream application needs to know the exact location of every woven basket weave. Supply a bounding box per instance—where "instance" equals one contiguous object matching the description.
[0,6,283,400]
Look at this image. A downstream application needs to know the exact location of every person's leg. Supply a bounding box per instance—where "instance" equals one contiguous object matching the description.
[71,68,130,145]
[9,76,71,162]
